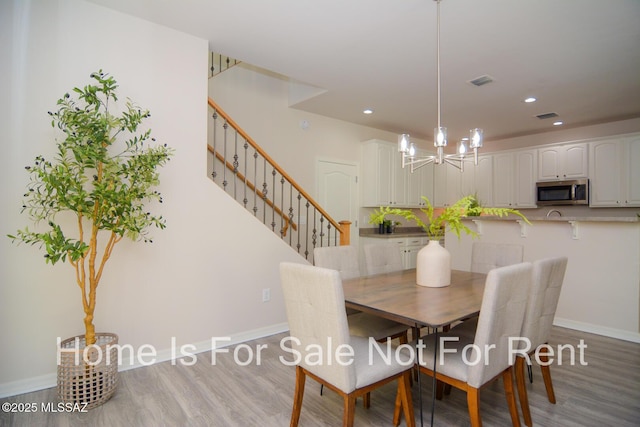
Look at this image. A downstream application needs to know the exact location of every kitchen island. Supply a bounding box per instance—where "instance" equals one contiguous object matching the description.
[446,216,640,342]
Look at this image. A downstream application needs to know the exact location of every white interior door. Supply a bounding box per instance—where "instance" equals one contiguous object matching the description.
[317,160,358,247]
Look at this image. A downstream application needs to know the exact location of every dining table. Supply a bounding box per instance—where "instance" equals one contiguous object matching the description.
[342,268,488,427]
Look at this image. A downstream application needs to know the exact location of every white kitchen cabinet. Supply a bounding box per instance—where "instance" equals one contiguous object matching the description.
[406,149,434,207]
[362,140,395,206]
[589,135,640,207]
[493,153,514,207]
[402,236,428,269]
[514,150,537,207]
[474,155,494,207]
[433,161,462,207]
[362,139,433,207]
[360,236,427,270]
[433,155,492,207]
[538,143,588,181]
[493,150,537,208]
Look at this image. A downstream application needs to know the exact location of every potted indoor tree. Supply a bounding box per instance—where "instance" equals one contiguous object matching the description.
[8,70,173,408]
[382,195,529,287]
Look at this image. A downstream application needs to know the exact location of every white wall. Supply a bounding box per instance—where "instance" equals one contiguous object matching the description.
[0,0,303,396]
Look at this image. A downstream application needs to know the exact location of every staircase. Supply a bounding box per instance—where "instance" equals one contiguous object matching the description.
[206,97,350,262]
[208,52,240,78]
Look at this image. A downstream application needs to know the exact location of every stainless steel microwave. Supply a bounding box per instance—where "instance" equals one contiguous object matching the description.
[536,179,589,206]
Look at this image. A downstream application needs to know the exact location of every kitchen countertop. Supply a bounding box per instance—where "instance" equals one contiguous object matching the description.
[462,215,640,223]
[360,227,429,238]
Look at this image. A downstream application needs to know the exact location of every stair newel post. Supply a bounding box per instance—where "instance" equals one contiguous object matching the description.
[339,221,352,246]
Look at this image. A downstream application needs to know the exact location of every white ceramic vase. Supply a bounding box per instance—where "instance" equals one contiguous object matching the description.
[416,239,451,287]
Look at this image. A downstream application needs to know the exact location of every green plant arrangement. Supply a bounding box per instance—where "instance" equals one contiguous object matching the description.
[381,195,530,240]
[368,206,392,225]
[8,70,174,347]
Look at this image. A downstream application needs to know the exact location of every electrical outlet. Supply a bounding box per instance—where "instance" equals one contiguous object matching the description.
[262,288,271,302]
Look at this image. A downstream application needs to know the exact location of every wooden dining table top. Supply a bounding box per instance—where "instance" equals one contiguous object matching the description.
[342,268,487,328]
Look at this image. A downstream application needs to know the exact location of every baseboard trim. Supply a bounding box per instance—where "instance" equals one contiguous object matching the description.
[0,322,290,399]
[554,317,640,343]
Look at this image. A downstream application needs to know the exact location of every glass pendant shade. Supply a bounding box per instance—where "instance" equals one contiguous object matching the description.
[434,127,447,147]
[408,142,416,158]
[470,128,483,148]
[398,133,410,152]
[457,140,467,155]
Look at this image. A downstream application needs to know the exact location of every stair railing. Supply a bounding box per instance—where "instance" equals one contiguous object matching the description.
[207,98,351,260]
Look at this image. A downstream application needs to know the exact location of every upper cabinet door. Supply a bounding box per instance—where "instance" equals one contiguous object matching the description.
[589,139,623,206]
[514,150,537,208]
[563,144,589,179]
[590,136,640,207]
[625,136,640,206]
[474,155,493,207]
[538,143,588,180]
[362,140,394,206]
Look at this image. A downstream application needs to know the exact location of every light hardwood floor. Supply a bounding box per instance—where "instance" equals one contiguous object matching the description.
[1,326,639,426]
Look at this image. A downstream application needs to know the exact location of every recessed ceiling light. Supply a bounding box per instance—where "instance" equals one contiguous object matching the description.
[524,97,537,103]
[553,121,563,126]
[363,108,374,115]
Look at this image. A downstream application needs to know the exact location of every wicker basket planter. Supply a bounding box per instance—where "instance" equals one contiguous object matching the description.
[57,333,119,409]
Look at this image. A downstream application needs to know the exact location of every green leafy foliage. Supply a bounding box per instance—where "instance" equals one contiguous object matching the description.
[8,70,174,265]
[368,206,397,225]
[378,195,530,239]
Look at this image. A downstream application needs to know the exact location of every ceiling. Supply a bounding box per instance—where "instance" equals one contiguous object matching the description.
[88,0,640,143]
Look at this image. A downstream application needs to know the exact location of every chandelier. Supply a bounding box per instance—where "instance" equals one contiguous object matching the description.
[398,0,483,172]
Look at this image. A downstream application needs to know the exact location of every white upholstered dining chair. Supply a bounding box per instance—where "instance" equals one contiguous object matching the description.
[470,241,524,274]
[313,245,361,280]
[450,257,568,426]
[395,262,532,427]
[280,262,415,427]
[363,243,403,276]
[313,245,409,345]
[514,256,568,427]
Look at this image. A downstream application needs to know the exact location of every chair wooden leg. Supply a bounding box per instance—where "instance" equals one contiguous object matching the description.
[343,394,357,427]
[393,371,416,427]
[401,371,416,427]
[502,366,521,427]
[467,387,482,427]
[515,357,533,427]
[539,352,556,404]
[393,385,402,426]
[436,380,445,400]
[363,392,371,409]
[291,366,306,427]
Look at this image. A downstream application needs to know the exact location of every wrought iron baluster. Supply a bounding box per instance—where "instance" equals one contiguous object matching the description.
[279,175,286,238]
[288,184,294,246]
[271,168,277,232]
[233,131,239,200]
[222,120,228,191]
[312,208,317,252]
[262,158,268,225]
[253,150,258,216]
[319,216,325,247]
[243,139,249,209]
[296,193,302,254]
[304,201,311,259]
[211,109,218,181]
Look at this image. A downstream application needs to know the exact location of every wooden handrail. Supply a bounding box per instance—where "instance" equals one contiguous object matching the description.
[206,144,297,233]
[208,97,346,238]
